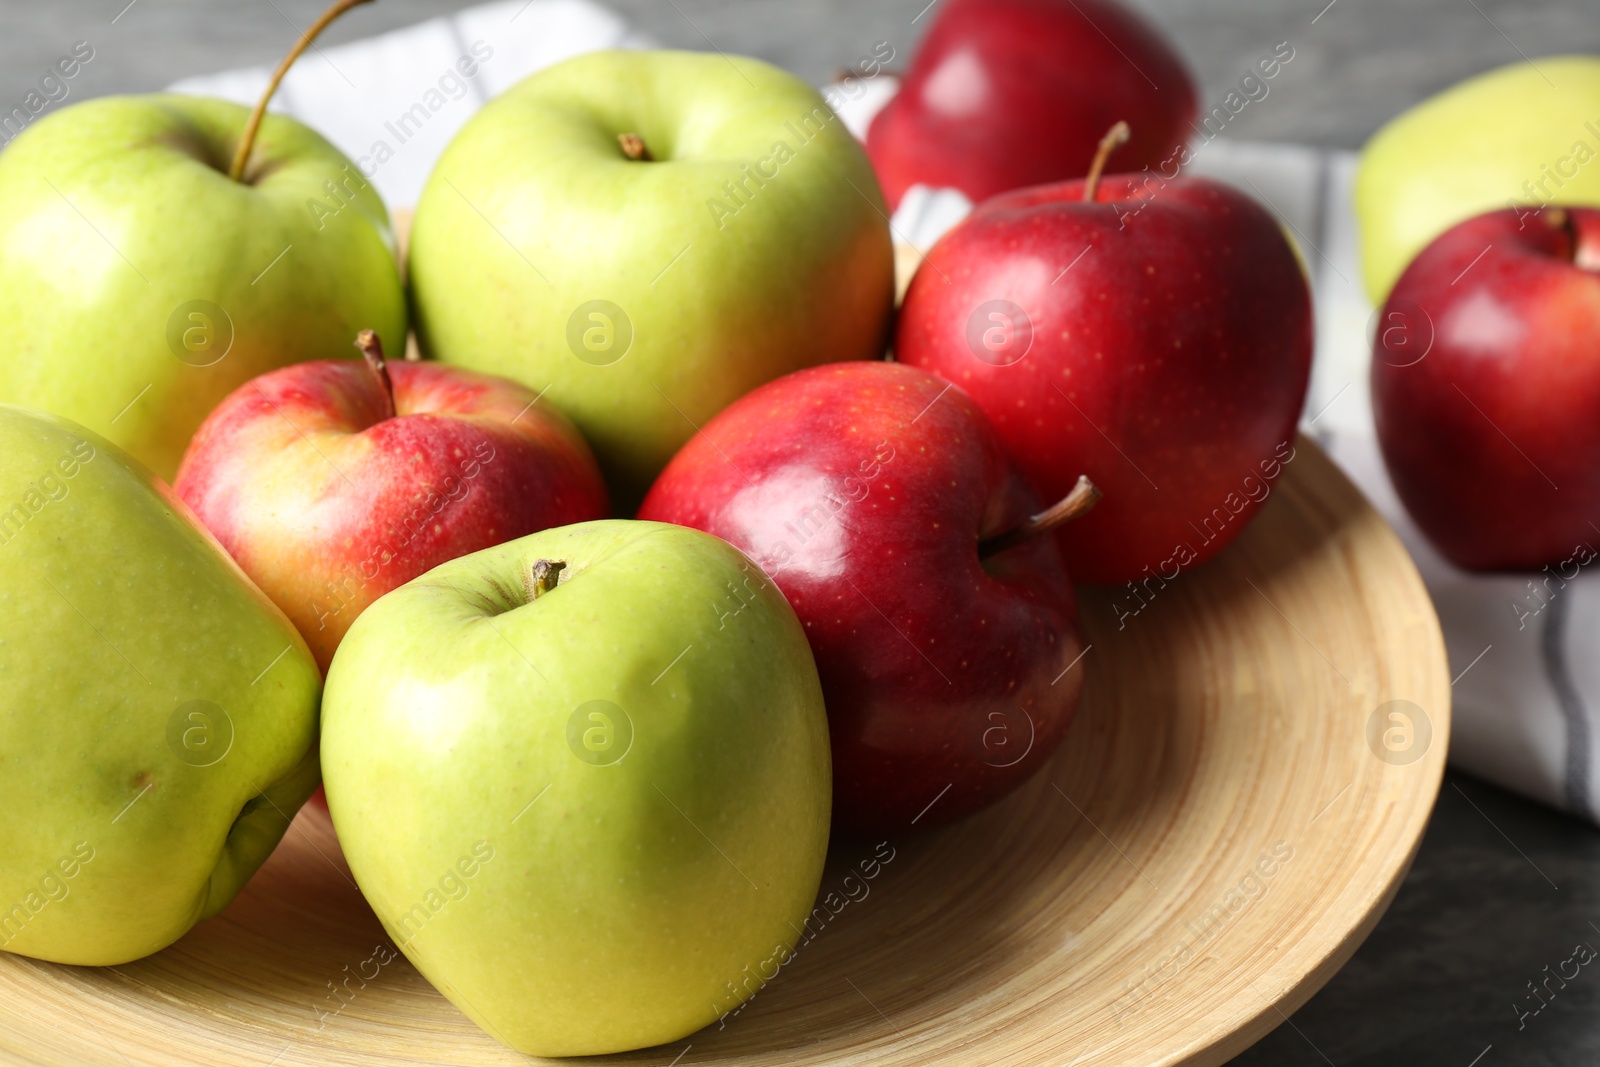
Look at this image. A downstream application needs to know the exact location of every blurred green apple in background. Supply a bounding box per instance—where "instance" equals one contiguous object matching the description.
[322,520,831,1055]
[1356,55,1600,304]
[408,49,895,507]
[0,406,322,966]
[0,89,405,481]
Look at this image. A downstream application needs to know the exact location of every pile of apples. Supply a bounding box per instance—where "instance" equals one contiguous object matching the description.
[0,0,1312,1056]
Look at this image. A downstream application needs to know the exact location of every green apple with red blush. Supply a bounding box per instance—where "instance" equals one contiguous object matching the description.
[175,331,607,672]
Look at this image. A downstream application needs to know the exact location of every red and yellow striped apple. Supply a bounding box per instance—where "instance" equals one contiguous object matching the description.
[174,333,607,670]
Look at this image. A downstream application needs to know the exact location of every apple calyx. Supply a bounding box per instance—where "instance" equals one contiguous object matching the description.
[228,0,375,182]
[617,133,654,162]
[523,559,567,601]
[353,329,397,421]
[1082,121,1131,203]
[979,475,1102,559]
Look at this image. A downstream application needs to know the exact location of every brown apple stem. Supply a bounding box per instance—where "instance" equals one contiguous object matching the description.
[1082,121,1131,203]
[617,133,653,162]
[228,0,374,182]
[523,559,567,601]
[354,329,396,421]
[979,476,1102,559]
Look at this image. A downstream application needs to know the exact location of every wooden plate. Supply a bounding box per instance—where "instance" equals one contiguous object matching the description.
[0,435,1449,1066]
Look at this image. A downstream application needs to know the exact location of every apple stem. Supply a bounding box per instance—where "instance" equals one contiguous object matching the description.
[523,559,567,601]
[227,0,374,182]
[354,329,396,421]
[1082,122,1131,203]
[617,133,653,162]
[979,476,1102,559]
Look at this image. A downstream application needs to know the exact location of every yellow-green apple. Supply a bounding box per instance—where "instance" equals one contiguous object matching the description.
[0,0,404,481]
[408,49,895,507]
[1373,207,1600,570]
[0,406,321,966]
[896,143,1312,585]
[321,520,830,1055]
[1356,56,1600,304]
[639,362,1090,833]
[174,332,607,671]
[866,0,1196,211]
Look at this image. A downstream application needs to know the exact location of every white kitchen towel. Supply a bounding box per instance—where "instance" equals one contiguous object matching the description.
[169,5,1599,823]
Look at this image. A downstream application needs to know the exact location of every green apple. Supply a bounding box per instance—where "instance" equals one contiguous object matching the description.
[408,49,895,506]
[1356,55,1600,303]
[0,406,322,966]
[322,520,831,1056]
[0,95,407,481]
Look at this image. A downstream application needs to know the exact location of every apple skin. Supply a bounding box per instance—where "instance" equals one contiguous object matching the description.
[0,405,322,966]
[322,520,830,1056]
[638,362,1084,833]
[896,174,1313,586]
[174,358,608,671]
[865,0,1197,211]
[0,95,407,481]
[408,50,895,508]
[1372,207,1600,570]
[1356,56,1600,305]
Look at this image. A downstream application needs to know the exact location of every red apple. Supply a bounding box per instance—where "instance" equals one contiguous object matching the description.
[175,332,608,670]
[896,141,1313,586]
[638,361,1089,834]
[1372,207,1600,571]
[866,0,1196,211]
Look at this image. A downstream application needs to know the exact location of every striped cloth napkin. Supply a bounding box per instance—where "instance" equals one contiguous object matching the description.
[169,1,1600,825]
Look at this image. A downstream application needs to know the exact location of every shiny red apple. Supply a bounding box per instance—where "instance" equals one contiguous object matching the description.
[896,141,1313,586]
[175,332,608,670]
[866,0,1196,211]
[638,361,1090,834]
[1372,206,1600,570]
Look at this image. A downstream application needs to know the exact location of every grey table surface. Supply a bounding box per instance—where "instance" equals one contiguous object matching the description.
[7,1,1600,1064]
